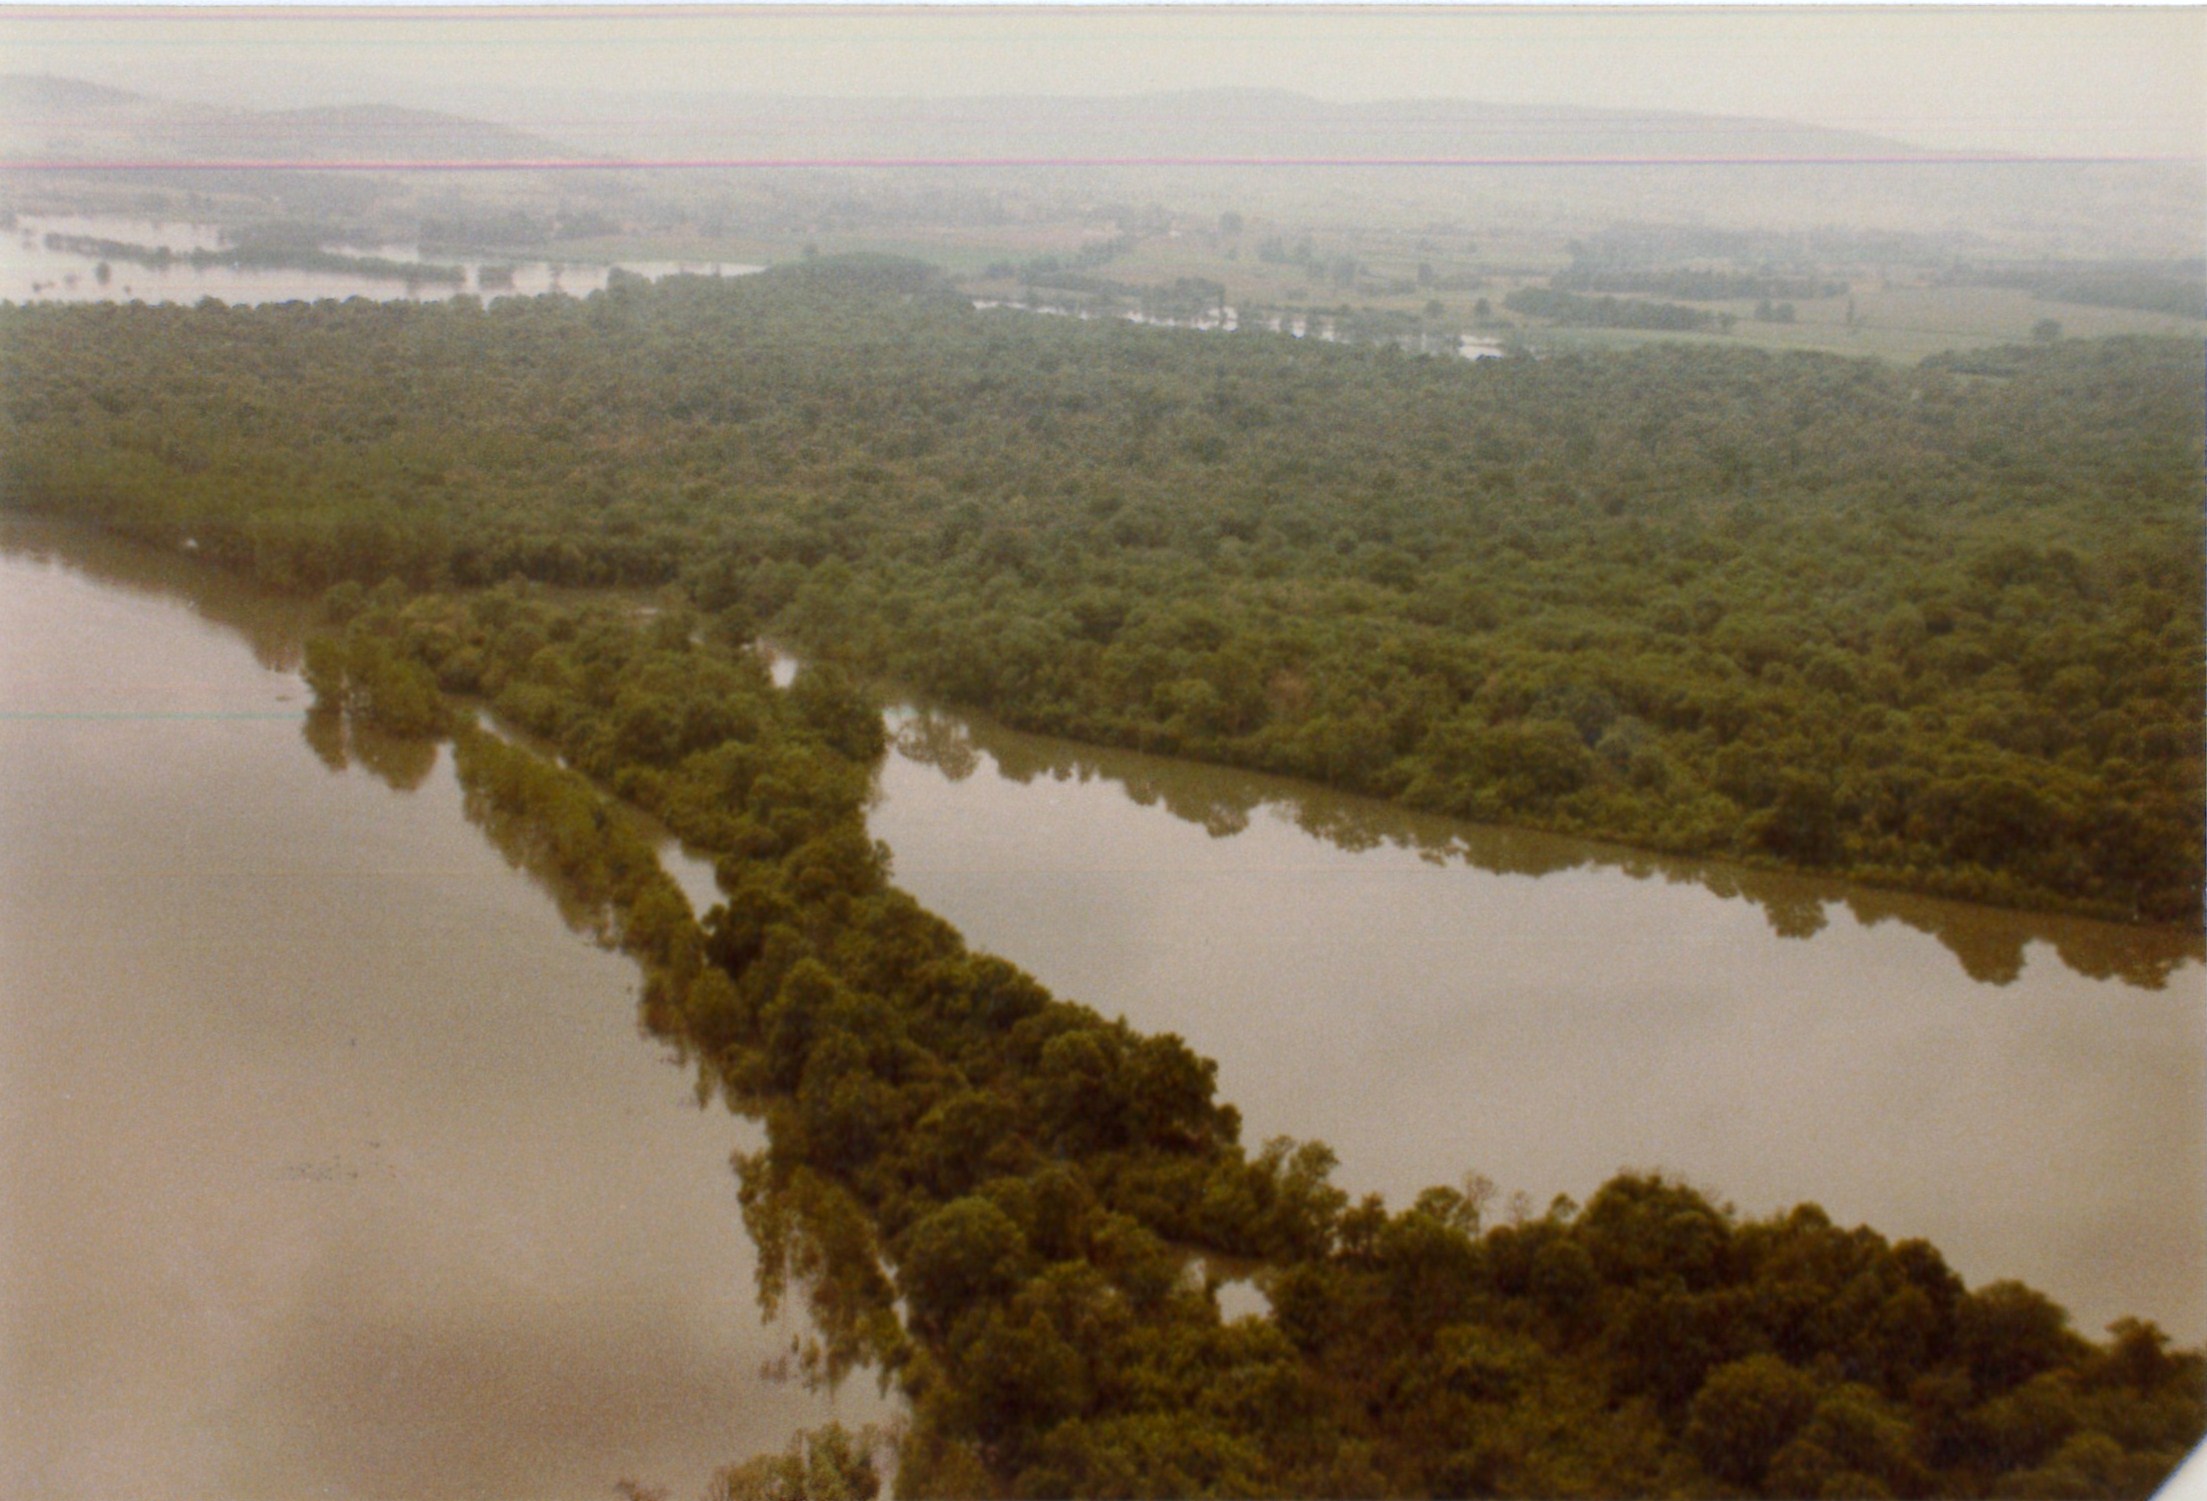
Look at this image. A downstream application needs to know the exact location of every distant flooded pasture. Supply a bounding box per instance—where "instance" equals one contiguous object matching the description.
[0,212,758,306]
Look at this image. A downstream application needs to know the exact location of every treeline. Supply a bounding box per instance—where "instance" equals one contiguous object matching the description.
[303,584,2204,1498]
[418,206,622,250]
[0,261,2200,922]
[1503,286,1731,331]
[1941,261,2207,320]
[1567,224,1958,273]
[980,233,1139,284]
[995,272,1228,325]
[1553,265,1846,302]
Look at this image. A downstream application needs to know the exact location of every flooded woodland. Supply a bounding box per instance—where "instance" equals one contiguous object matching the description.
[4,36,2203,1482]
[0,525,889,1500]
[4,512,2199,1498]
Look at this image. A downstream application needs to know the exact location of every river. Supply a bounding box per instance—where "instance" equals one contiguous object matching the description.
[0,212,759,306]
[4,522,2202,1495]
[858,701,2206,1347]
[0,523,882,1501]
[971,297,1509,359]
[2,215,1504,364]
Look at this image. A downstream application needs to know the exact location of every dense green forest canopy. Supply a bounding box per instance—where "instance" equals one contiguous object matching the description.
[1,258,2200,921]
[296,581,2204,1497]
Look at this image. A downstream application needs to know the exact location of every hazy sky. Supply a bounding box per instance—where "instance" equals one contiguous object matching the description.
[4,6,2202,157]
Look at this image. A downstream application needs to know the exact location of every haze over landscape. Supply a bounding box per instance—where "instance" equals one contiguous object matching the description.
[3,8,2204,1500]
[6,6,2202,157]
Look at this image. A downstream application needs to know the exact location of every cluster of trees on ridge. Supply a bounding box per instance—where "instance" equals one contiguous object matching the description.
[296,581,2204,1497]
[1937,261,2207,321]
[0,258,2199,925]
[1550,264,1847,304]
[1501,287,1733,333]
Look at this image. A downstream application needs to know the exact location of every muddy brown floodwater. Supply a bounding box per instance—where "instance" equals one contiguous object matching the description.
[866,701,2207,1346]
[0,525,885,1501]
[5,518,2201,1501]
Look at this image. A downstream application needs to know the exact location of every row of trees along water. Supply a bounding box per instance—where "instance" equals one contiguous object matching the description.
[290,579,2204,1498]
[1,257,2199,928]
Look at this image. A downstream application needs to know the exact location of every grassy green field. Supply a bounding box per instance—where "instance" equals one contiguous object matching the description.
[714,211,2200,365]
[1508,285,2205,363]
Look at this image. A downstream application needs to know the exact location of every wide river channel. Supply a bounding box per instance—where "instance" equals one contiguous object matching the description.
[0,525,887,1501]
[0,212,757,307]
[5,540,2204,1492]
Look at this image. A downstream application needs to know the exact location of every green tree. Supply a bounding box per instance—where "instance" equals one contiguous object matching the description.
[1686,1354,1821,1488]
[710,1423,885,1501]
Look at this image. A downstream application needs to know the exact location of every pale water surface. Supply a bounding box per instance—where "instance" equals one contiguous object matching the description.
[5,523,2202,1500]
[868,702,2207,1344]
[0,527,880,1501]
[1,213,758,306]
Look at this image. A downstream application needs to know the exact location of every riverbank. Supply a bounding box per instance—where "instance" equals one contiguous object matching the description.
[10,514,2201,1494]
[6,272,2196,927]
[0,530,885,1500]
[20,512,2205,1343]
[296,567,2207,1495]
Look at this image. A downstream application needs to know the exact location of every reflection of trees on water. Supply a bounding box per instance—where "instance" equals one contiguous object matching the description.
[0,516,312,675]
[457,764,631,948]
[301,707,349,774]
[299,720,610,948]
[352,726,439,793]
[300,708,440,792]
[18,525,886,1413]
[891,710,978,783]
[891,704,2204,991]
[965,713,1262,840]
[20,516,2200,994]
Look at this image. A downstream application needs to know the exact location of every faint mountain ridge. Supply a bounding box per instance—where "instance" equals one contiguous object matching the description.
[472,83,1949,163]
[494,85,2187,255]
[0,72,2132,169]
[1,75,2196,258]
[0,75,574,163]
[0,72,213,168]
[0,73,148,111]
[177,103,573,163]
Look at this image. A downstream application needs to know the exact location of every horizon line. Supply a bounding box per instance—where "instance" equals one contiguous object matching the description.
[7,152,2199,172]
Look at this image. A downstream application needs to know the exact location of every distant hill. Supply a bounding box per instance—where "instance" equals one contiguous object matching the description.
[0,76,572,164]
[461,83,2204,256]
[13,76,1930,170]
[487,84,1933,165]
[2,75,2196,257]
[0,74,145,111]
[173,103,571,164]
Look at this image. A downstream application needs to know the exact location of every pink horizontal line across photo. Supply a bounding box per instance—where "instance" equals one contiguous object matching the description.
[2,153,2194,172]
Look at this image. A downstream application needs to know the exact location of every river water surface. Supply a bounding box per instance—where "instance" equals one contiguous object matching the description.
[1,213,758,306]
[0,526,881,1501]
[5,522,2203,1497]
[863,703,2207,1345]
